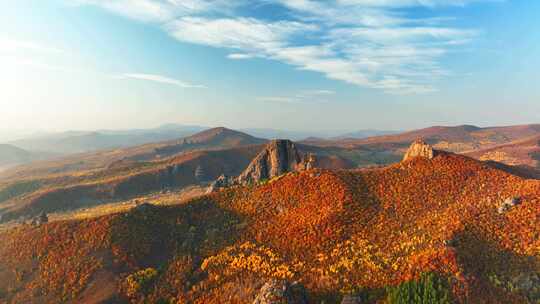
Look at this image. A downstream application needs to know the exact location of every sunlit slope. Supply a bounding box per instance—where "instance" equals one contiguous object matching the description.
[0,151,538,303]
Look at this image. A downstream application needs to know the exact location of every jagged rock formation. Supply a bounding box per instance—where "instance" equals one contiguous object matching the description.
[207,174,235,193]
[238,140,310,185]
[402,139,435,162]
[252,279,308,304]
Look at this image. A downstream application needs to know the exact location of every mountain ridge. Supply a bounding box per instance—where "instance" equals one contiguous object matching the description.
[0,146,537,303]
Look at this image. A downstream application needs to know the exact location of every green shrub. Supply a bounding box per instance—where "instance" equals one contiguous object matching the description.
[124,267,159,297]
[387,272,453,304]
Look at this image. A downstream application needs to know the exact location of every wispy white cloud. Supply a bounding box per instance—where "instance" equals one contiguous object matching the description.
[166,17,316,51]
[120,73,206,88]
[227,53,254,60]
[71,0,496,94]
[337,0,500,8]
[259,89,335,104]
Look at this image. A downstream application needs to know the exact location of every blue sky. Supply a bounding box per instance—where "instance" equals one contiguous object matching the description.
[1,0,539,133]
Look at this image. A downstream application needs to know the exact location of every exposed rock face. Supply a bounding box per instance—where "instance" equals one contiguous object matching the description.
[252,279,308,304]
[304,153,316,170]
[207,174,235,193]
[206,140,315,190]
[498,197,521,214]
[31,212,48,226]
[238,140,308,185]
[402,139,435,162]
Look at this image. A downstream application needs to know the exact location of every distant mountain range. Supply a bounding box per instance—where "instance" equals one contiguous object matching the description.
[240,128,397,141]
[2,123,539,175]
[4,125,396,155]
[304,124,540,149]
[8,124,207,155]
[331,129,400,139]
[0,144,35,168]
[0,125,397,168]
[0,127,268,181]
[0,144,58,170]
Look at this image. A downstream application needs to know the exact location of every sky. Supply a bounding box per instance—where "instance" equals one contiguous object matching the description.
[0,0,539,134]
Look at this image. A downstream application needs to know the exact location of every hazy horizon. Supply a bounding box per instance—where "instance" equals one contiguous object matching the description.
[1,0,539,133]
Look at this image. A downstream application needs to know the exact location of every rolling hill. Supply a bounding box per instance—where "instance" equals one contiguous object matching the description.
[0,127,267,182]
[0,144,537,303]
[332,129,400,140]
[0,144,49,171]
[305,124,540,150]
[1,124,539,228]
[241,128,399,141]
[465,134,540,167]
[129,127,268,161]
[0,144,34,166]
[2,123,539,226]
[0,145,263,223]
[0,138,361,224]
[303,124,540,170]
[0,127,269,222]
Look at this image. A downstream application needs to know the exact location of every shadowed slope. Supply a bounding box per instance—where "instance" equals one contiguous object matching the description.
[0,145,262,223]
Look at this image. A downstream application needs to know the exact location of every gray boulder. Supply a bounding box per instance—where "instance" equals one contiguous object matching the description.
[498,197,521,214]
[252,279,308,304]
[31,211,48,226]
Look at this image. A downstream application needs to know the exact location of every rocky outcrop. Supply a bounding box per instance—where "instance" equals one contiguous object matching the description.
[238,140,310,185]
[30,212,48,226]
[304,153,316,170]
[402,139,435,162]
[252,279,308,304]
[206,140,315,190]
[498,197,521,214]
[207,174,235,193]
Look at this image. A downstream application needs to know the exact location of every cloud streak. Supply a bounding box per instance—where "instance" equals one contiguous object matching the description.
[120,73,206,88]
[73,0,495,94]
[259,89,335,104]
